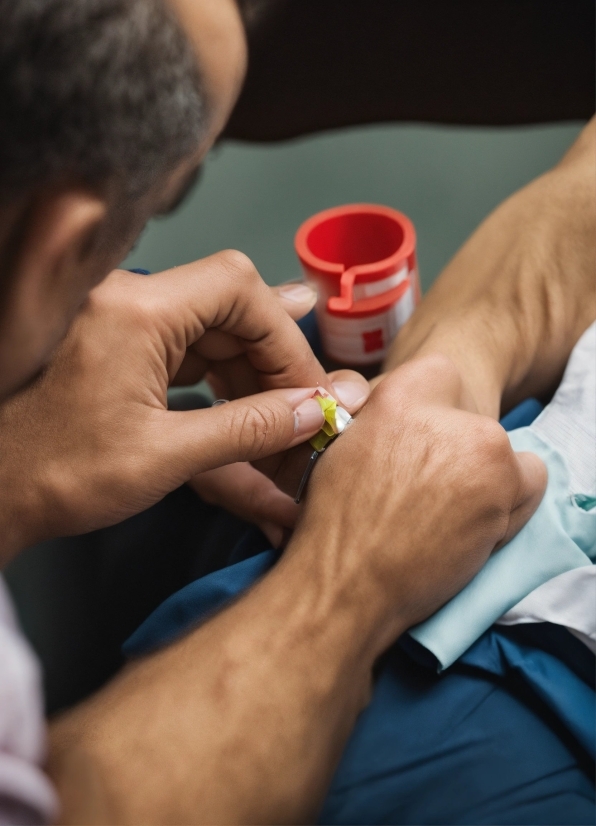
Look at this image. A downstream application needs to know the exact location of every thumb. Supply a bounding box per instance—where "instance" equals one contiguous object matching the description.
[496,451,548,549]
[157,387,325,478]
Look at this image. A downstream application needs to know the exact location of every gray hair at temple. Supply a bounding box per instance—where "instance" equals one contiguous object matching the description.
[0,0,207,205]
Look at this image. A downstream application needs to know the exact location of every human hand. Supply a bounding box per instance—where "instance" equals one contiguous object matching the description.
[0,253,354,562]
[189,369,370,547]
[285,354,547,653]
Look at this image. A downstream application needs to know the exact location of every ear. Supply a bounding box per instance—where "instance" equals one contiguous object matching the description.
[15,188,108,306]
[0,188,107,399]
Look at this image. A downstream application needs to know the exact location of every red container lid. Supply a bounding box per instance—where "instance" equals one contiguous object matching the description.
[295,204,416,318]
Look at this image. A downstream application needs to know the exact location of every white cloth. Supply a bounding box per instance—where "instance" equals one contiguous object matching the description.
[0,576,58,825]
[532,322,596,498]
[498,322,596,650]
[499,566,596,653]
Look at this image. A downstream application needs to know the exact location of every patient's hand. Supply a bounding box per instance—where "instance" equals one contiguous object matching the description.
[0,253,365,563]
[285,354,547,644]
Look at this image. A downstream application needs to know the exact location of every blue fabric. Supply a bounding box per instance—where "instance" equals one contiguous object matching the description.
[319,642,594,825]
[123,550,278,656]
[124,544,595,824]
[500,398,544,430]
[460,631,595,758]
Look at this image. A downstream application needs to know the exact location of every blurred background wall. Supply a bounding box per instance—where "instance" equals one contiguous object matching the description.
[123,123,582,293]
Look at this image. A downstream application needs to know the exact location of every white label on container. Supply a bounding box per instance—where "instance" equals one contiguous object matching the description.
[320,283,415,365]
[352,266,408,301]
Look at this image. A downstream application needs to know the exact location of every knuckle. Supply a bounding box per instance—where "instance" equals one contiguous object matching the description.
[401,352,462,393]
[87,270,146,320]
[368,378,402,422]
[218,249,258,281]
[371,368,403,405]
[465,418,518,516]
[370,368,428,423]
[231,403,280,458]
[472,418,512,465]
[369,382,396,416]
[420,352,460,382]
[85,283,113,316]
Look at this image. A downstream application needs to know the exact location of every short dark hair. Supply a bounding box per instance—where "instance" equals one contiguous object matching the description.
[0,0,207,205]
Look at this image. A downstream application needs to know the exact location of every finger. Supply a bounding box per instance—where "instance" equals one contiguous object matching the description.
[495,451,548,549]
[375,354,472,412]
[207,356,260,401]
[257,522,294,551]
[328,369,371,414]
[257,520,286,550]
[156,386,325,478]
[171,344,250,392]
[171,281,317,388]
[258,368,372,497]
[251,371,371,493]
[205,370,231,401]
[206,365,371,417]
[180,283,318,367]
[189,463,299,531]
[150,252,330,392]
[261,442,315,500]
[273,282,318,320]
[171,348,209,387]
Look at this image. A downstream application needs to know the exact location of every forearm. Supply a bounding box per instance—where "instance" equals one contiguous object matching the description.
[386,117,596,417]
[47,536,389,825]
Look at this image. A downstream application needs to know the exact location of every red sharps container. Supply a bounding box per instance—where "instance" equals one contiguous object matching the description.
[295,204,420,365]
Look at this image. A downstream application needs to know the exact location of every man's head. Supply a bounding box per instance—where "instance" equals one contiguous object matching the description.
[0,0,245,398]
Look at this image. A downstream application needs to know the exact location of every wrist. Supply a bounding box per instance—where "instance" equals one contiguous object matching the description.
[284,525,411,662]
[386,308,505,418]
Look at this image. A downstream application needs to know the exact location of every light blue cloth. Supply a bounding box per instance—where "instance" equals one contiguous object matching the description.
[410,427,596,669]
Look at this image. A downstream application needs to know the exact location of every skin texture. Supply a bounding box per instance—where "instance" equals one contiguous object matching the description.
[169,0,247,138]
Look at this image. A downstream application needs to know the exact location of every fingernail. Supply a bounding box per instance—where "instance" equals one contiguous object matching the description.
[278,283,317,306]
[262,523,284,549]
[293,397,324,437]
[332,380,368,409]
